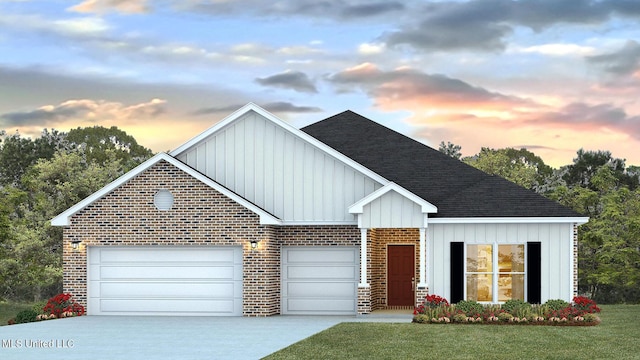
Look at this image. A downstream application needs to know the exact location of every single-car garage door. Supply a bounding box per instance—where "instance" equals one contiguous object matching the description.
[88,246,242,316]
[281,247,358,315]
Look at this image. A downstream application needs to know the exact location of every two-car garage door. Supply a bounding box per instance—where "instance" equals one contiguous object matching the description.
[88,247,242,316]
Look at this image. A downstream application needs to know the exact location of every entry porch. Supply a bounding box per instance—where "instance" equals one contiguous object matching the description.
[349,182,437,315]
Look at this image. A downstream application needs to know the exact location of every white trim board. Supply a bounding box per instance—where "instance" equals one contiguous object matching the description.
[428,217,589,224]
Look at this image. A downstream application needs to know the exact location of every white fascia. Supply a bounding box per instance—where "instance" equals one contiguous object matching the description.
[428,217,589,225]
[279,221,358,226]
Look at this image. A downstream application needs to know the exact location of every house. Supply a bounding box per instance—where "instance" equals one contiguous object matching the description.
[52,103,588,316]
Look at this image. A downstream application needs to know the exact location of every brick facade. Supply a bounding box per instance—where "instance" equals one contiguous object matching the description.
[63,160,364,316]
[64,160,272,315]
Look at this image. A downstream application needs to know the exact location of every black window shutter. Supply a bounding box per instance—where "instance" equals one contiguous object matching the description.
[450,242,464,303]
[527,242,541,304]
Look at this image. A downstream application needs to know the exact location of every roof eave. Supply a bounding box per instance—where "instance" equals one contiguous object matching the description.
[428,217,589,224]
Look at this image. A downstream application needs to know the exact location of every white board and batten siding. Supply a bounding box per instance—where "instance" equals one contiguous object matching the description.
[88,247,243,316]
[176,111,382,223]
[428,223,573,303]
[360,190,424,228]
[281,247,359,315]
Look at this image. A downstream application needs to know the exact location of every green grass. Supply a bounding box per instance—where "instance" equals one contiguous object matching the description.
[264,305,640,360]
[0,301,36,326]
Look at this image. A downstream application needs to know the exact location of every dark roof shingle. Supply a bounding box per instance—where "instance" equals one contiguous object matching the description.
[302,110,581,218]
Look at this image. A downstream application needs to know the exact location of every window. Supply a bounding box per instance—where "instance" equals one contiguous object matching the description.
[466,244,525,303]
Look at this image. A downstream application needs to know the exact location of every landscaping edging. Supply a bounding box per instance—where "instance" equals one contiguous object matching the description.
[412,315,601,326]
[412,295,602,326]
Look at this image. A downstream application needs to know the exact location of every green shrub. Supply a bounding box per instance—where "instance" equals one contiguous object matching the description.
[32,300,48,314]
[544,299,569,311]
[498,312,514,322]
[15,309,39,324]
[453,313,468,323]
[583,313,599,323]
[413,314,430,324]
[531,304,549,317]
[502,299,531,314]
[455,300,483,315]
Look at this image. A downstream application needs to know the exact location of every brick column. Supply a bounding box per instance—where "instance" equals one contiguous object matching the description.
[243,226,279,317]
[416,287,429,308]
[357,286,371,315]
[63,235,88,309]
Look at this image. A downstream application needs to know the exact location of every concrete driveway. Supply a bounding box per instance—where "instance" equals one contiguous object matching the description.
[0,313,412,360]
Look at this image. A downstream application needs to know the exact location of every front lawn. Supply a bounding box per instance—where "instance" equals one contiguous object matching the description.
[0,301,35,326]
[264,305,640,360]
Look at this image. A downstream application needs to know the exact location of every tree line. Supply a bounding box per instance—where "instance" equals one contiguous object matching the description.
[440,142,640,303]
[0,127,153,301]
[0,129,637,303]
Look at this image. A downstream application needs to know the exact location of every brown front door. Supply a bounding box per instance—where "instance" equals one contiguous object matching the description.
[387,245,415,306]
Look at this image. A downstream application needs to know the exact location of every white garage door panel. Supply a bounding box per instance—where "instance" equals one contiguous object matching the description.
[100,282,236,298]
[286,266,357,280]
[98,248,238,263]
[286,282,356,297]
[281,247,358,315]
[287,249,356,263]
[88,246,242,316]
[286,299,355,312]
[99,265,236,280]
[100,299,235,313]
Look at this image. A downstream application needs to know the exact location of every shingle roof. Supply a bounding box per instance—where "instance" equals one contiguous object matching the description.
[301,110,581,218]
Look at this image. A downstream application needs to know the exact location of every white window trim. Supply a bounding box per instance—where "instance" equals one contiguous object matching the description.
[464,242,527,304]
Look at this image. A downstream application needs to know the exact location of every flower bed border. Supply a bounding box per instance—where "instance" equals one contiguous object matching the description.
[412,296,601,326]
[413,315,601,326]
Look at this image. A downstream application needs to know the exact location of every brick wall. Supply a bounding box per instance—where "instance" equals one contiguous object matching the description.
[62,160,365,316]
[369,228,420,310]
[64,160,277,316]
[276,226,360,246]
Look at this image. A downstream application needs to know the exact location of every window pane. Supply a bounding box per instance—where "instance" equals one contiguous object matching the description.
[498,274,524,301]
[467,245,492,272]
[467,274,492,302]
[498,245,524,272]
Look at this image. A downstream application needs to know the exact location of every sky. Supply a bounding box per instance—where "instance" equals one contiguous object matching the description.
[1,0,640,168]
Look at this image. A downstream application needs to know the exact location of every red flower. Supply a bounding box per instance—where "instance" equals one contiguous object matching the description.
[43,293,85,318]
[424,294,450,308]
[572,296,600,315]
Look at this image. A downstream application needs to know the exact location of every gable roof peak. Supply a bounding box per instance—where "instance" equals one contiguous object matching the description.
[171,103,282,156]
